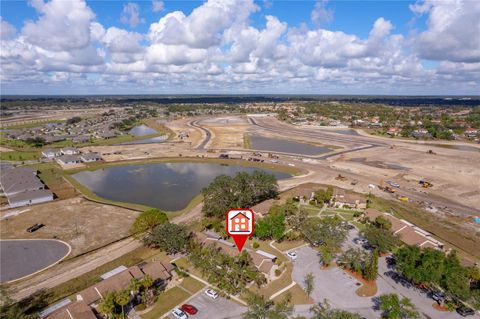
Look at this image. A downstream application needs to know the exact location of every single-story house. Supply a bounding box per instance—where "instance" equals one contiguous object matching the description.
[411,129,432,139]
[387,127,401,136]
[364,208,443,249]
[80,152,102,163]
[7,189,54,208]
[60,147,79,155]
[43,300,96,319]
[464,128,478,138]
[333,189,366,209]
[56,155,81,166]
[77,261,173,306]
[42,149,61,159]
[193,231,279,279]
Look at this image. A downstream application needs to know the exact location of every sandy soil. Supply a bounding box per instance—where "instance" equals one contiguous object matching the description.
[0,146,14,152]
[0,197,139,256]
[165,118,203,147]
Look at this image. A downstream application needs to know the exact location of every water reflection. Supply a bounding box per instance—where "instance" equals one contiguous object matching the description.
[72,163,291,211]
[250,135,331,155]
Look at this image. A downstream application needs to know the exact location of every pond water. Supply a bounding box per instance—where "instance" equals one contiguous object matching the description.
[121,135,168,145]
[430,144,480,152]
[250,135,331,155]
[129,125,157,137]
[72,163,291,211]
[328,129,359,136]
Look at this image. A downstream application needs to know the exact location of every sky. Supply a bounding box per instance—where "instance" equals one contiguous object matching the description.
[0,0,479,95]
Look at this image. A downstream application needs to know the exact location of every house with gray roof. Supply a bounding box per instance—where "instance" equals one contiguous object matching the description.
[56,155,81,165]
[42,149,61,159]
[80,152,102,163]
[60,147,79,155]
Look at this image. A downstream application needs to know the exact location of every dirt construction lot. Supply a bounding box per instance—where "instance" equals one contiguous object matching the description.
[0,197,139,256]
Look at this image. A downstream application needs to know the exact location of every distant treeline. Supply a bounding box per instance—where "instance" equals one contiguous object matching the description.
[1,95,479,107]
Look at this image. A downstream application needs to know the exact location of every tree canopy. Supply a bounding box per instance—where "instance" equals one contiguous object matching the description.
[300,216,347,248]
[362,224,400,253]
[254,212,285,241]
[243,293,293,319]
[143,223,190,254]
[377,294,420,319]
[202,171,279,219]
[395,247,476,303]
[130,208,168,236]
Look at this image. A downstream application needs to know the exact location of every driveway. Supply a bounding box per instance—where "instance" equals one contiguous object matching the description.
[168,293,246,319]
[289,246,476,319]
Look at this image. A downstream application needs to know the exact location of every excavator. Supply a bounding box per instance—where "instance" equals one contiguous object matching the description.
[419,179,433,188]
[378,179,396,193]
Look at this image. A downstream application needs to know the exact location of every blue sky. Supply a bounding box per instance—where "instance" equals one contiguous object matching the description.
[0,0,478,95]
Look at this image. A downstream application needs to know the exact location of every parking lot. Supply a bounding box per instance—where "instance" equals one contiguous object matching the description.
[167,291,246,319]
[288,239,477,319]
[290,246,378,318]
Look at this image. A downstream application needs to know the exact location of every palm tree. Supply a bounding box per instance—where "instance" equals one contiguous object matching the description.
[304,273,315,298]
[243,293,292,319]
[98,292,117,319]
[115,290,131,319]
[378,293,420,319]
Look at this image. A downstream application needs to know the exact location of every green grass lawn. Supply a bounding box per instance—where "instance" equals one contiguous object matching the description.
[141,276,205,319]
[141,286,190,319]
[0,150,40,161]
[271,283,313,305]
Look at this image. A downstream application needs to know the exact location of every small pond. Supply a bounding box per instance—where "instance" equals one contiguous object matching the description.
[121,135,168,145]
[250,135,331,155]
[129,125,157,137]
[72,163,291,211]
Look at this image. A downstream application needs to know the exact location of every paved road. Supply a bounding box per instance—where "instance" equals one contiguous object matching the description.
[189,120,212,150]
[0,239,70,283]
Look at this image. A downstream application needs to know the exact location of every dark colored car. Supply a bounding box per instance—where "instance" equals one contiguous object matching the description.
[26,223,44,233]
[181,304,198,315]
[456,307,475,317]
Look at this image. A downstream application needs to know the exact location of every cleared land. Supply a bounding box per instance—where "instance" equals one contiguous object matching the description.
[0,197,139,256]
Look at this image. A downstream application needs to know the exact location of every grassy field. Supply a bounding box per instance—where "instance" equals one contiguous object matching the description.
[271,283,313,305]
[0,150,41,161]
[272,240,305,252]
[29,246,164,305]
[243,134,252,149]
[141,276,205,319]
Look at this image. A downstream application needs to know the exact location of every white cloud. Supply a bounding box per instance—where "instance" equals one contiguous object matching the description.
[121,2,144,27]
[0,18,17,40]
[148,0,259,49]
[152,0,164,12]
[22,0,95,51]
[411,0,480,63]
[1,0,478,94]
[311,0,333,26]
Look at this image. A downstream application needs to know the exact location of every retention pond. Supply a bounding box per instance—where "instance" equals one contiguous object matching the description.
[72,162,291,211]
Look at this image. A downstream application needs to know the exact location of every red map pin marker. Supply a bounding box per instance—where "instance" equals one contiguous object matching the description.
[226,208,255,252]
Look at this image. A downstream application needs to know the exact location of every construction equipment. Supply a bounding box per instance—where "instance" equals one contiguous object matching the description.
[383,186,396,193]
[427,149,437,155]
[398,196,409,202]
[419,180,433,188]
[335,174,347,181]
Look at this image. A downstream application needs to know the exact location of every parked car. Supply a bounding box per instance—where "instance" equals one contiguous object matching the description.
[205,289,219,299]
[171,308,188,319]
[312,240,324,247]
[368,184,376,189]
[431,291,445,303]
[351,179,358,185]
[181,304,198,315]
[287,251,298,261]
[386,256,396,266]
[26,223,44,233]
[456,306,475,317]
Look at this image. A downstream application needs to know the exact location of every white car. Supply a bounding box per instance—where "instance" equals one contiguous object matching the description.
[288,163,295,167]
[205,289,219,299]
[287,251,298,261]
[368,184,376,189]
[171,308,188,319]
